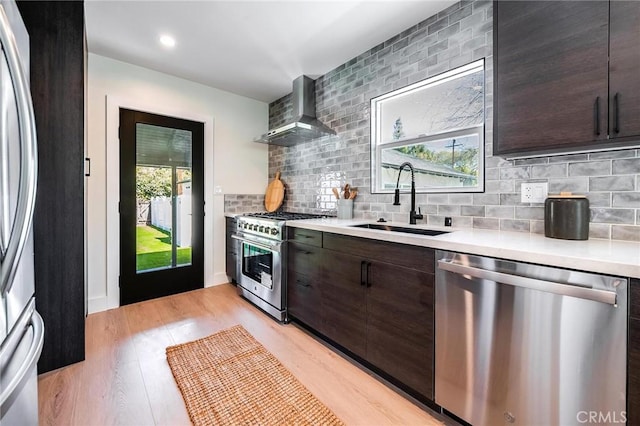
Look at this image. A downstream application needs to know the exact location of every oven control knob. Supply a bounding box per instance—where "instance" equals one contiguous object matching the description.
[249,224,255,230]
[258,226,265,233]
[270,228,278,236]
[243,223,248,229]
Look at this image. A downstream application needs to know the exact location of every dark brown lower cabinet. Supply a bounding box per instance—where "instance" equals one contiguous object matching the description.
[366,261,434,399]
[287,231,435,402]
[322,250,367,359]
[225,217,238,283]
[629,278,640,424]
[287,270,323,332]
[287,238,325,332]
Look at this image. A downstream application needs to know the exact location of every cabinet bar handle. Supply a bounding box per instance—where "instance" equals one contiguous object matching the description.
[613,92,620,134]
[593,96,600,136]
[360,261,366,286]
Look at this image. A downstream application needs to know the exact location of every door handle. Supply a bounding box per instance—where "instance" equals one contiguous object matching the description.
[593,96,600,136]
[613,92,620,134]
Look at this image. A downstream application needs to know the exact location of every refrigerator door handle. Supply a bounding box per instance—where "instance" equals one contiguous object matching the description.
[0,301,43,409]
[0,6,38,296]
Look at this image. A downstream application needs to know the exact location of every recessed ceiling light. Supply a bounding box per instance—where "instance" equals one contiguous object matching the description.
[159,34,176,48]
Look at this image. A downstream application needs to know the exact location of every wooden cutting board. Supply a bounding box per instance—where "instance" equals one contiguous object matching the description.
[264,171,285,212]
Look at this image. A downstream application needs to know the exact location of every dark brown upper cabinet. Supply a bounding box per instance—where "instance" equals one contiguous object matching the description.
[609,2,640,140]
[494,1,640,157]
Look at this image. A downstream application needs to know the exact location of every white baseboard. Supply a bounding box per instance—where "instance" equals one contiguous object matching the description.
[210,272,232,287]
[88,296,109,314]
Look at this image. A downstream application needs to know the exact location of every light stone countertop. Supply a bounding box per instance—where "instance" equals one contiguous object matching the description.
[286,218,640,279]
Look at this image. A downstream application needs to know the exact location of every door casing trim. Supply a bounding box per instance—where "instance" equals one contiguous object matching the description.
[102,95,214,311]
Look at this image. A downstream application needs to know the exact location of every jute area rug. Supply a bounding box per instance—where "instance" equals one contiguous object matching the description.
[166,324,345,426]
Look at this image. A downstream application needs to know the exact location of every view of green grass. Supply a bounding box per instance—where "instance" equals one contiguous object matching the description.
[136,225,191,271]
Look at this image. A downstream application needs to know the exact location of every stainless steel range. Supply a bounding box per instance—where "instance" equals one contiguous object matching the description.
[232,212,325,322]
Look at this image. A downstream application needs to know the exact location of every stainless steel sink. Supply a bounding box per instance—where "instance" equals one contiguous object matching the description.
[350,223,450,236]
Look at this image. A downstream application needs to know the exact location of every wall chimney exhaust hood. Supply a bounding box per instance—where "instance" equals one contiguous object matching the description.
[255,75,336,146]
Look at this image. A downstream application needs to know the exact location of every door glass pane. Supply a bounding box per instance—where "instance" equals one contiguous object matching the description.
[135,123,192,273]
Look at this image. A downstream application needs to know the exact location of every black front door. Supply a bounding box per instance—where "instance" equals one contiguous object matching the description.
[119,108,204,305]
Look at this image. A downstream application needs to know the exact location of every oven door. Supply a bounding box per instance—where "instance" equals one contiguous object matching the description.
[232,234,283,312]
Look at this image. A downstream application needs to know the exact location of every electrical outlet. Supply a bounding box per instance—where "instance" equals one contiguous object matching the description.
[521,182,548,203]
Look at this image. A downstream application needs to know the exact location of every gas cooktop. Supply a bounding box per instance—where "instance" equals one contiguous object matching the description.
[241,211,328,221]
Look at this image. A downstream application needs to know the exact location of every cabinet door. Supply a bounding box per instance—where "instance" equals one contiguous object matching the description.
[609,1,640,140]
[322,249,367,358]
[629,279,640,424]
[287,270,322,331]
[225,217,238,282]
[494,1,609,156]
[287,242,324,330]
[366,261,434,400]
[288,242,323,278]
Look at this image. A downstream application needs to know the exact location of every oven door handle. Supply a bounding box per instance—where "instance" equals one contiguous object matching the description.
[231,234,281,252]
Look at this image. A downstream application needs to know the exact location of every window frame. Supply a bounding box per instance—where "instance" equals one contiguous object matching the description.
[370,59,486,194]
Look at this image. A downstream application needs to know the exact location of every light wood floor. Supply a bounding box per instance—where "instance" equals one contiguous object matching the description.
[37,283,447,426]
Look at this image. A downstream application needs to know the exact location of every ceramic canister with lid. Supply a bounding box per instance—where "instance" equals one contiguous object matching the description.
[544,192,590,240]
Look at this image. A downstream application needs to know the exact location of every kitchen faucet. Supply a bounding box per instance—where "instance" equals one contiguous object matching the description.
[393,162,423,225]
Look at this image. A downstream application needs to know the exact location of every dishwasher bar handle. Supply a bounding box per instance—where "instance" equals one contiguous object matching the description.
[437,259,617,306]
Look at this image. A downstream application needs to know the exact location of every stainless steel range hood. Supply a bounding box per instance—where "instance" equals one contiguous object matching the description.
[255,75,336,147]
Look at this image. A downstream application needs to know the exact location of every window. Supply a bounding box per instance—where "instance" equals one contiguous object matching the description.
[370,59,485,193]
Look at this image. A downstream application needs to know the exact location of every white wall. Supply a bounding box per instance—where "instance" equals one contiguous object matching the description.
[87,53,268,313]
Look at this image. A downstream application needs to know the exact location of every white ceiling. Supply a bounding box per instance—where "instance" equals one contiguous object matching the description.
[85,0,456,103]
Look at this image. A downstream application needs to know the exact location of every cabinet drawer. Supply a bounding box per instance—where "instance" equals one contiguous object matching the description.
[288,242,323,277]
[287,270,322,331]
[323,232,434,273]
[288,227,322,247]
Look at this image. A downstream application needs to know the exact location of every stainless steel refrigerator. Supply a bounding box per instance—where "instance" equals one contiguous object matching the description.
[0,1,43,425]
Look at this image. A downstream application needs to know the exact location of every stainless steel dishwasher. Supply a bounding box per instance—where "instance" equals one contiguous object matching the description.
[435,250,627,426]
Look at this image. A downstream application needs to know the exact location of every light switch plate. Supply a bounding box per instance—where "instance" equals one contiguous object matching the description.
[521,182,548,203]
